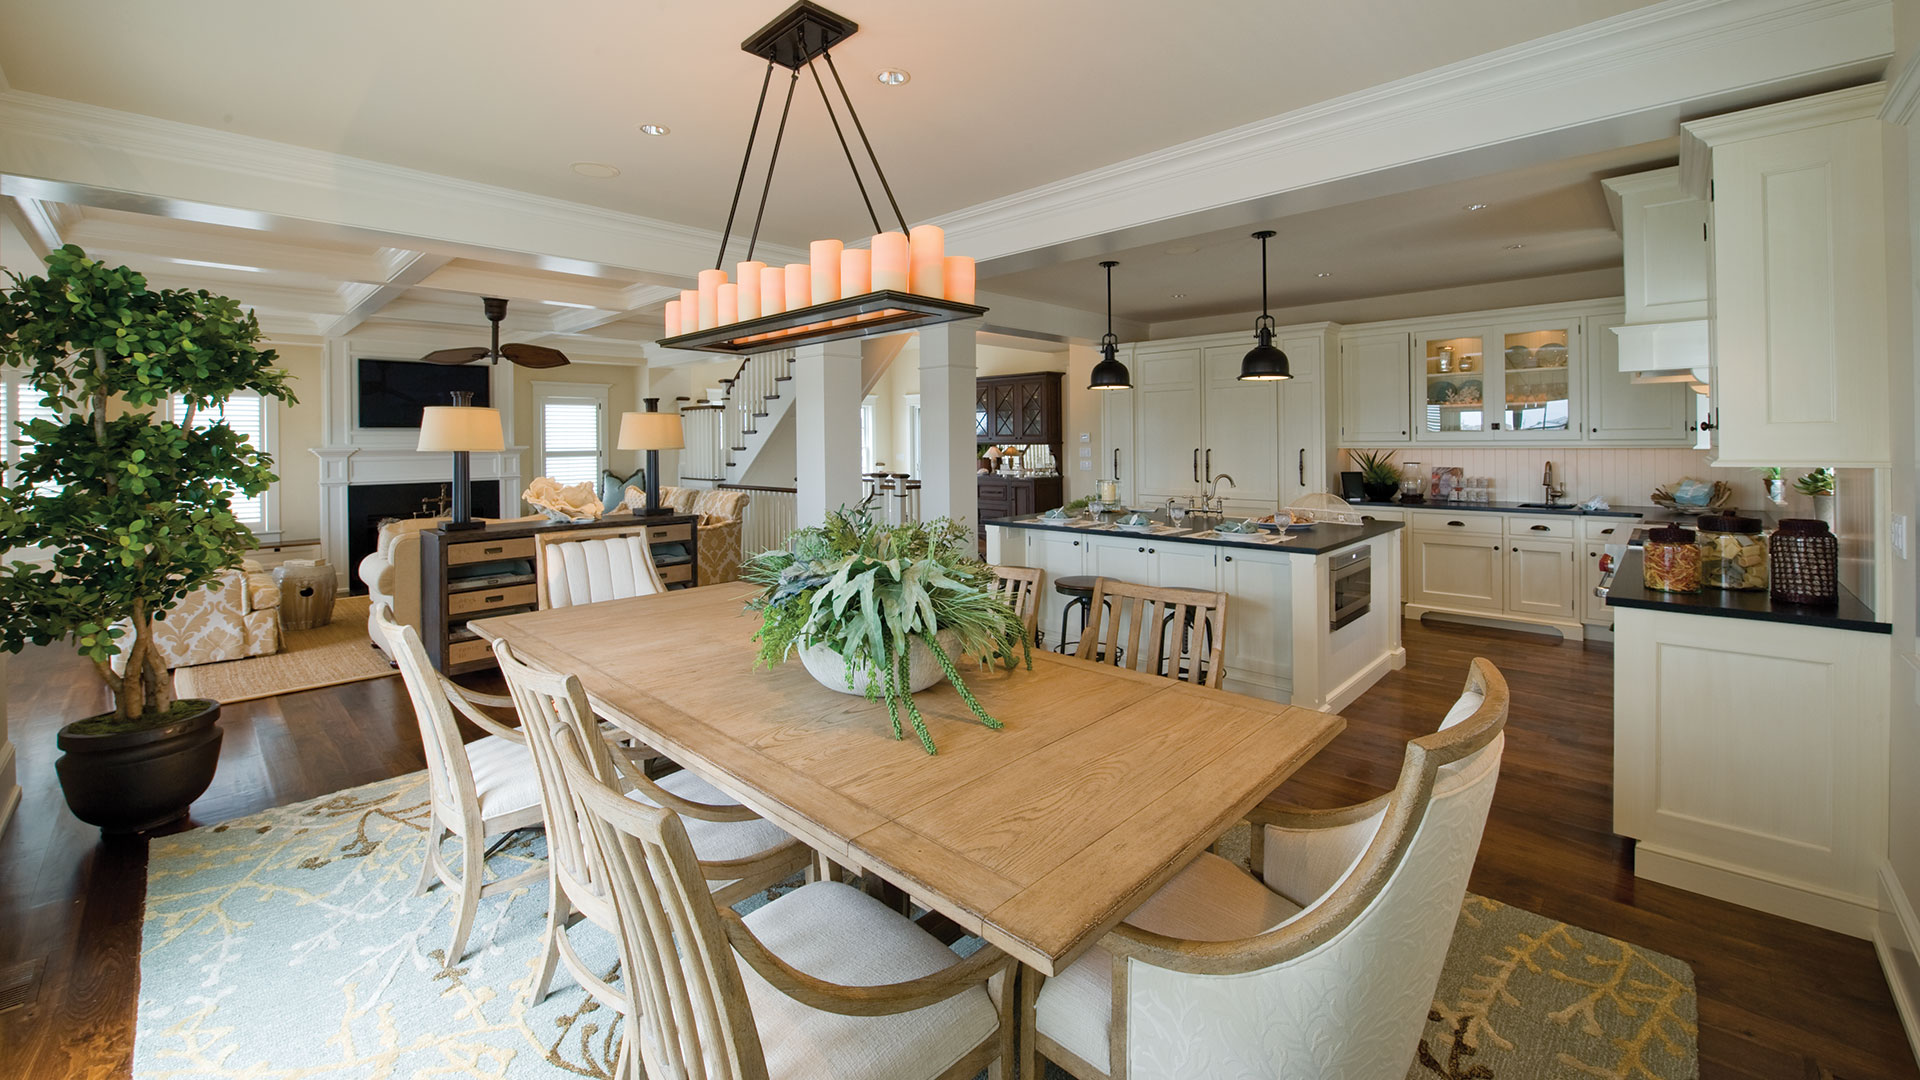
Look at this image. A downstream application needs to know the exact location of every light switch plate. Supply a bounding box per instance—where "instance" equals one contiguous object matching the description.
[1894,514,1908,559]
[1079,446,1092,458]
[1079,459,1093,470]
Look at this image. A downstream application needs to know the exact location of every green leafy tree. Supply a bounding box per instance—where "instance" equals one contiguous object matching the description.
[0,246,294,720]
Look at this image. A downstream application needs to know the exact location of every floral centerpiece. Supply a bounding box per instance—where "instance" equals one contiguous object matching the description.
[744,505,1030,754]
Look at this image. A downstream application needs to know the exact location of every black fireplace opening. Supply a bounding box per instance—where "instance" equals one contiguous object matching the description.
[346,481,501,594]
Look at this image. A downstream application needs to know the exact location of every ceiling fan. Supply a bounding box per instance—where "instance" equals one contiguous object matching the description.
[418,296,571,369]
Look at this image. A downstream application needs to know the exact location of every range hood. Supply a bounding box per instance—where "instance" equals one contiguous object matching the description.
[1614,320,1709,389]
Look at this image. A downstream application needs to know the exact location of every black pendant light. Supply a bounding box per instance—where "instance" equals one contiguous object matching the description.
[1088,260,1133,391]
[1239,230,1292,382]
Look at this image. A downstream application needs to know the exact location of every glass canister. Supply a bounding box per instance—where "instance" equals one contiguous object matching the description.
[1769,518,1839,605]
[1642,525,1701,593]
[1695,512,1768,591]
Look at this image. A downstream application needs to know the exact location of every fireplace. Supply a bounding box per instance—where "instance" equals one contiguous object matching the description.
[345,481,500,593]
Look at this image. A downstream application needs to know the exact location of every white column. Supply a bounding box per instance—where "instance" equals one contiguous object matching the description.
[917,319,980,528]
[792,338,863,526]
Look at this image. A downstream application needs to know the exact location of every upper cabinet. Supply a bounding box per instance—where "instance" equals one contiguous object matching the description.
[1680,83,1891,469]
[1601,167,1710,377]
[1412,315,1581,443]
[1338,331,1412,445]
[1584,311,1696,445]
[976,371,1064,447]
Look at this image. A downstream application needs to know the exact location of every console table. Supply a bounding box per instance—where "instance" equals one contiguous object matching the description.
[418,513,699,673]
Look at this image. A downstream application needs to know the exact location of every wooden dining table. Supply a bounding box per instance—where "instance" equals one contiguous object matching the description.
[471,582,1343,975]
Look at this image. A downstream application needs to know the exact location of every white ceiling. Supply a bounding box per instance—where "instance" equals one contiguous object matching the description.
[0,0,1669,249]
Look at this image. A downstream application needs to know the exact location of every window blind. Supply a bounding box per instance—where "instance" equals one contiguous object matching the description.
[541,399,603,488]
[7,377,63,492]
[172,392,269,527]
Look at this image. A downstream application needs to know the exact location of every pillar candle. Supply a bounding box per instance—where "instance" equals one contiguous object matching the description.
[944,256,976,305]
[716,283,738,326]
[784,263,810,312]
[909,225,945,299]
[697,269,727,331]
[760,265,787,316]
[810,239,843,305]
[871,231,910,291]
[735,260,765,321]
[679,289,699,330]
[663,299,682,337]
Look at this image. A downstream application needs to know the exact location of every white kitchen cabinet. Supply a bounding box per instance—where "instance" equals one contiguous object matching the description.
[1023,531,1087,649]
[1084,534,1218,591]
[1337,331,1411,446]
[1217,546,1294,696]
[1604,167,1710,324]
[1409,528,1504,613]
[1131,346,1204,504]
[1098,353,1135,505]
[1405,510,1586,638]
[1681,83,1890,468]
[1202,345,1280,504]
[1505,538,1577,620]
[1413,317,1582,443]
[1583,312,1695,445]
[1278,330,1328,504]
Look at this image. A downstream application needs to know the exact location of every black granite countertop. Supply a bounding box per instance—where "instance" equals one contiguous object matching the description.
[1343,498,1726,521]
[1605,549,1887,634]
[984,511,1401,556]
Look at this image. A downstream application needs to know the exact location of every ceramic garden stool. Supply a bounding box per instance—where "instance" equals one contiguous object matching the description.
[275,560,338,631]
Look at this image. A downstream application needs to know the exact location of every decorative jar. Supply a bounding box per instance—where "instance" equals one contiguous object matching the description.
[1642,525,1701,593]
[1695,513,1768,592]
[1769,518,1839,605]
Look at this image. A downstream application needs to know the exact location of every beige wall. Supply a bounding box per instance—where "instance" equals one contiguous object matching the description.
[509,358,648,488]
[265,342,325,542]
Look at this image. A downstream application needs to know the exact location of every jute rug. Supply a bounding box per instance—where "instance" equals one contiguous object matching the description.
[173,595,394,704]
[135,773,1698,1079]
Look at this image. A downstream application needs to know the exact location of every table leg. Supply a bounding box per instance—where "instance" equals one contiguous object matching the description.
[860,872,911,915]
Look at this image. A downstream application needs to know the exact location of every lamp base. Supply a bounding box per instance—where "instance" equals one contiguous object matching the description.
[440,519,487,532]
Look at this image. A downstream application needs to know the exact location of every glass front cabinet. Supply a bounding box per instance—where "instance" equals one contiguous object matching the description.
[1412,318,1580,442]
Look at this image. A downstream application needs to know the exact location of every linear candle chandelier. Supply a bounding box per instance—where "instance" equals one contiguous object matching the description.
[657,1,987,354]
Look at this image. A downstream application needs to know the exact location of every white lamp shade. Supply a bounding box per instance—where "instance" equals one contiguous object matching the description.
[618,410,685,451]
[417,406,504,452]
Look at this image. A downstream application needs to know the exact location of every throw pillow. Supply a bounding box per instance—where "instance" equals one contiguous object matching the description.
[600,467,644,513]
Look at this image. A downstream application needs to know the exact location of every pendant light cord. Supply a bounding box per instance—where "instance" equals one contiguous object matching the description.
[715,61,776,271]
[1100,259,1119,349]
[823,49,910,233]
[745,62,802,265]
[807,54,882,235]
[1256,230,1276,333]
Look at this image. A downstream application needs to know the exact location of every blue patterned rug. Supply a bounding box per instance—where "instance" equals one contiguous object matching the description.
[135,773,1696,1079]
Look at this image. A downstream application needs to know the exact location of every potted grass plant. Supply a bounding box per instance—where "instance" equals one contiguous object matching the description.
[744,505,1030,754]
[1351,449,1402,502]
[0,246,292,832]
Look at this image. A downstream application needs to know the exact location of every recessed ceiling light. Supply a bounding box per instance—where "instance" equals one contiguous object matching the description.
[171,257,264,273]
[638,123,670,137]
[542,299,595,309]
[1163,245,1200,256]
[1463,203,1490,211]
[1315,271,1332,278]
[875,68,910,86]
[1504,243,1526,250]
[571,161,621,178]
[1169,293,1187,299]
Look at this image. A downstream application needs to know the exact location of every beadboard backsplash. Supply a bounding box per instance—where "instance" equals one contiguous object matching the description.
[1340,447,1769,512]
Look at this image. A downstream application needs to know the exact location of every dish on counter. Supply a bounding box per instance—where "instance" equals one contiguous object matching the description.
[1215,519,1258,534]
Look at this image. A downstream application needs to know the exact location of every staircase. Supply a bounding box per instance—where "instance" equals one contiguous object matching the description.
[676,349,796,488]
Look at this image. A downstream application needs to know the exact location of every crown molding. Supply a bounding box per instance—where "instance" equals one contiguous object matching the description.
[1884,47,1920,126]
[933,0,1893,268]
[0,89,805,284]
[1679,81,1886,196]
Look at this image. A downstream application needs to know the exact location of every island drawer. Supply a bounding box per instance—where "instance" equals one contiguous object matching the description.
[1583,518,1640,542]
[1410,512,1502,537]
[448,583,538,615]
[448,537,537,565]
[1507,516,1574,540]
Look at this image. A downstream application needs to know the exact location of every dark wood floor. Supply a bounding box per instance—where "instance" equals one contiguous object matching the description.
[2,619,1915,1078]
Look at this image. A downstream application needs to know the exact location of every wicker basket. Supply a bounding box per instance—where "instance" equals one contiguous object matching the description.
[1285,492,1365,526]
[1649,478,1733,512]
[1769,519,1838,605]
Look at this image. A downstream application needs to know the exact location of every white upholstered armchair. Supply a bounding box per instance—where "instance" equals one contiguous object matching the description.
[1026,658,1510,1080]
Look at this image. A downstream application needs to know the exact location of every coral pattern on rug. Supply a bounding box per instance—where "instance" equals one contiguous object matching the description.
[136,774,1697,1079]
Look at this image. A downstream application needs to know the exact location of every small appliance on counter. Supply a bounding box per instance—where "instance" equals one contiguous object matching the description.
[1339,472,1366,502]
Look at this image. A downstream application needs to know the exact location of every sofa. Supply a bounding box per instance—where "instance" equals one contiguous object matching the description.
[358,514,544,659]
[626,485,750,586]
[112,561,280,672]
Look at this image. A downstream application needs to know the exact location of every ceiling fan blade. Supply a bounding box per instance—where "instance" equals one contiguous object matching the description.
[417,346,491,365]
[500,343,572,369]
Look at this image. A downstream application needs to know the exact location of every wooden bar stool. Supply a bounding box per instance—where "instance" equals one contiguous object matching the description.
[1053,575,1103,654]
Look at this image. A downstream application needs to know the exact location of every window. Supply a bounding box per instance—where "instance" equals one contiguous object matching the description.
[171,391,277,534]
[860,397,877,473]
[903,394,923,479]
[2,372,60,488]
[533,383,609,490]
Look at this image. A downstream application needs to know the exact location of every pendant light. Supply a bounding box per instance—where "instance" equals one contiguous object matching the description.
[1088,260,1133,391]
[1239,229,1292,382]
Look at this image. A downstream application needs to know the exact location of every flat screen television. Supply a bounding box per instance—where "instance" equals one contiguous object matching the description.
[357,358,491,429]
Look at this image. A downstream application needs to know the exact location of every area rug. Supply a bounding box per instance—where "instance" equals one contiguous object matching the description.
[135,773,1698,1079]
[173,595,394,704]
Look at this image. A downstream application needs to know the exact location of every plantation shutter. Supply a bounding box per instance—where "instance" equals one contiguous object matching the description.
[9,378,63,492]
[173,392,269,528]
[541,398,603,488]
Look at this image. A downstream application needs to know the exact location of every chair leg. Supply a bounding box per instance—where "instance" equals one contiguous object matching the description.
[532,878,571,1003]
[415,827,441,897]
[445,831,484,965]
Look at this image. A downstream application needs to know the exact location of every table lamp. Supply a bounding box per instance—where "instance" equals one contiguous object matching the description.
[618,398,684,518]
[417,391,504,531]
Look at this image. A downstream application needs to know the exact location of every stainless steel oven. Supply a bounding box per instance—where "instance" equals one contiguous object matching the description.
[1329,547,1372,631]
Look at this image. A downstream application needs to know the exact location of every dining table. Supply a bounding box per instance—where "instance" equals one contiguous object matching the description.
[471,581,1344,975]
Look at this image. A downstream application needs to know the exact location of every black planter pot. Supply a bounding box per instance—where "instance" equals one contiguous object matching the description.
[55,699,223,834]
[1361,481,1399,503]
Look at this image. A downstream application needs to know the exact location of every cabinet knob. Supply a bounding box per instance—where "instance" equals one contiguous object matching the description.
[1148,547,1156,554]
[1224,555,1234,562]
[1512,546,1518,552]
[1699,420,1716,431]
[1138,546,1146,553]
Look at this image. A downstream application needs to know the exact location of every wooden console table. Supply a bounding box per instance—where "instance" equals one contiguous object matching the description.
[418,513,699,674]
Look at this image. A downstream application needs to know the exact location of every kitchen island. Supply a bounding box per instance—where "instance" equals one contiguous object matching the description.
[985,512,1404,711]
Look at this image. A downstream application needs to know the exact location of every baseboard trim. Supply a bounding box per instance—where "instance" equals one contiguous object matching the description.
[1320,647,1406,714]
[1405,605,1585,642]
[1634,843,1877,938]
[1874,864,1920,1067]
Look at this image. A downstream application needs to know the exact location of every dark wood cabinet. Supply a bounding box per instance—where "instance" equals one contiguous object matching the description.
[976,475,1063,540]
[976,371,1064,447]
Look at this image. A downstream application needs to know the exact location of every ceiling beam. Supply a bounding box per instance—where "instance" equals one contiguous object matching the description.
[3,195,63,259]
[322,250,451,338]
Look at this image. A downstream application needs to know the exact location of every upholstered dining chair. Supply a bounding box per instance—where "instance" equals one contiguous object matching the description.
[370,603,545,966]
[1024,658,1510,1080]
[552,722,1018,1080]
[1073,579,1229,688]
[491,639,811,1017]
[989,564,1044,644]
[535,524,668,609]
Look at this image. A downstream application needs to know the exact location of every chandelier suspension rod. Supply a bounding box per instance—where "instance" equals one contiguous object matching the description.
[822,48,909,233]
[806,54,883,235]
[745,58,802,265]
[715,61,777,271]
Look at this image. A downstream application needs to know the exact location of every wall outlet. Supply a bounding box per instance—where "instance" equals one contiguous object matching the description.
[1079,459,1093,470]
[1894,514,1909,559]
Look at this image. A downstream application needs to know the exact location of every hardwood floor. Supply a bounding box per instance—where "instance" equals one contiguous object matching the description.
[1,618,1915,1078]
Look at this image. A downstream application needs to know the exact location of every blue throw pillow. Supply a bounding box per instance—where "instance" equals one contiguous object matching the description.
[601,467,645,512]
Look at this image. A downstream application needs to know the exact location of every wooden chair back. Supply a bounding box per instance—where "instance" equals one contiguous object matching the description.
[1074,578,1229,688]
[535,524,667,609]
[989,565,1044,639]
[371,602,481,833]
[554,726,771,1080]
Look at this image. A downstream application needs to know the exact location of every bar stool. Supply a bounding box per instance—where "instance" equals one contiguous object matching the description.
[889,473,912,525]
[903,480,921,523]
[872,476,896,521]
[1054,576,1101,654]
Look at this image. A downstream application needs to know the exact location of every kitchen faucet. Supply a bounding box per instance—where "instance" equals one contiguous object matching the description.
[1542,461,1566,505]
[1206,472,1237,514]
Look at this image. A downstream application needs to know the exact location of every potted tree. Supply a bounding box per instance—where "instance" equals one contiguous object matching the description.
[0,246,292,832]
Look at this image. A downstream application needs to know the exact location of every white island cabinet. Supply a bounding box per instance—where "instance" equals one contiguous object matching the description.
[986,517,1404,712]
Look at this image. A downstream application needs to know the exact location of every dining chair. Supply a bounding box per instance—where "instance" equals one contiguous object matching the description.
[535,524,668,609]
[370,603,546,966]
[1073,579,1228,688]
[1024,658,1510,1080]
[491,639,812,1014]
[989,564,1044,644]
[552,722,1019,1080]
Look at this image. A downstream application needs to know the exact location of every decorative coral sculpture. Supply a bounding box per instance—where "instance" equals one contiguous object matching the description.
[524,477,603,522]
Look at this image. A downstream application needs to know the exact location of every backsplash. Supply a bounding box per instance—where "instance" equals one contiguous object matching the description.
[1339,447,1770,512]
